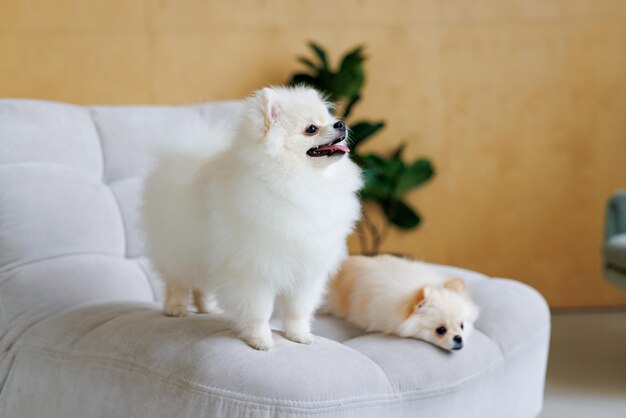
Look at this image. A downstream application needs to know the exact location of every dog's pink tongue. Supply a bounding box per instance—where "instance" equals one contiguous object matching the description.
[317,144,350,153]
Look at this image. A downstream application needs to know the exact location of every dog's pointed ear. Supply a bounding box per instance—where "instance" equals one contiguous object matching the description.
[444,278,465,293]
[417,285,432,305]
[404,285,431,318]
[259,88,280,130]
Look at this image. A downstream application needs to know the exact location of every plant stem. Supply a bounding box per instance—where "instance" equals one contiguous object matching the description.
[378,220,391,253]
[356,219,370,254]
[362,209,381,255]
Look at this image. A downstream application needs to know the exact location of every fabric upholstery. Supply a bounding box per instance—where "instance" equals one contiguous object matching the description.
[605,234,626,271]
[604,191,626,290]
[605,190,626,239]
[0,99,550,417]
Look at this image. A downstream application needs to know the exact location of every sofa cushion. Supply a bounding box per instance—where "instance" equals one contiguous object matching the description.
[0,99,245,353]
[0,100,103,177]
[605,233,626,271]
[0,265,550,418]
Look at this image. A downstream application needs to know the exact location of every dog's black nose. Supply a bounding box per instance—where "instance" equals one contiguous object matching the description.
[334,121,346,131]
[453,335,463,344]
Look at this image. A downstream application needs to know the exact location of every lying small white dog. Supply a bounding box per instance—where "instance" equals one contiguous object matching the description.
[322,255,479,351]
[142,87,362,350]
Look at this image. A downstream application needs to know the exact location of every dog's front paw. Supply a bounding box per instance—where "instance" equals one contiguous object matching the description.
[283,318,313,344]
[241,323,274,351]
[243,334,275,351]
[284,331,314,345]
[163,304,188,317]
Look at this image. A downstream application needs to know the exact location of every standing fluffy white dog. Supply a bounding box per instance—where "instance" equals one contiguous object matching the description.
[142,87,362,350]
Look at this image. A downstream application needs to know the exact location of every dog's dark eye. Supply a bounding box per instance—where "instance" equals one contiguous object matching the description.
[436,327,447,336]
[305,124,319,135]
[460,323,464,330]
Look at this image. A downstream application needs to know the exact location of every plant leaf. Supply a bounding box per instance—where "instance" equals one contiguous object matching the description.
[342,94,360,119]
[308,42,329,71]
[393,158,435,198]
[318,70,339,101]
[297,56,319,71]
[289,73,319,89]
[335,46,366,99]
[340,45,365,69]
[383,160,405,184]
[348,121,385,150]
[350,153,365,167]
[364,153,385,169]
[379,199,421,229]
[357,153,395,201]
[359,172,391,201]
[392,143,406,160]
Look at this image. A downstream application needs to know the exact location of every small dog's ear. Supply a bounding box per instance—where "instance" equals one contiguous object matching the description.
[404,285,431,318]
[259,88,280,130]
[415,285,433,308]
[444,278,465,293]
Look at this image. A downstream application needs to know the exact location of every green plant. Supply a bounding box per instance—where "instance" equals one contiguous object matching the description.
[288,42,435,254]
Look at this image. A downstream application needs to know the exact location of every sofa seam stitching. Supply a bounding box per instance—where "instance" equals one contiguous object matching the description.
[89,107,128,259]
[0,161,101,177]
[0,347,420,416]
[0,251,124,277]
[15,327,549,410]
[88,107,106,182]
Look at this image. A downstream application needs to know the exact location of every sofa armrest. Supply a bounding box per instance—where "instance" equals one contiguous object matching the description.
[606,190,626,239]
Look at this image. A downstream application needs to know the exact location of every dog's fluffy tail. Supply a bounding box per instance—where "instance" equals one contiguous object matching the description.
[142,101,246,173]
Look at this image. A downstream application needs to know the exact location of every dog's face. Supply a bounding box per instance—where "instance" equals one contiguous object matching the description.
[249,87,349,169]
[399,279,479,351]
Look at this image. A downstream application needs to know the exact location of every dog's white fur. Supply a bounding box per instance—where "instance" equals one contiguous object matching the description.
[322,255,479,351]
[142,87,362,350]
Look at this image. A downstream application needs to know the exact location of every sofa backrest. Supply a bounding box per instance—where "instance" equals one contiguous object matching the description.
[0,99,245,353]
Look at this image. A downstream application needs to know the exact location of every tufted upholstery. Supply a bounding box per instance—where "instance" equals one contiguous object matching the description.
[0,99,550,418]
[0,99,244,352]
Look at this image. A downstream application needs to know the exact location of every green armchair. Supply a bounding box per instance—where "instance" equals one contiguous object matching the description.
[604,190,626,291]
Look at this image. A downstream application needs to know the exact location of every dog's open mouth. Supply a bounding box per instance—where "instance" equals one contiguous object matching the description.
[306,137,350,157]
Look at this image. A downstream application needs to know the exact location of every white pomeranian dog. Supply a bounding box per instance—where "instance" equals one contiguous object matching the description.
[142,86,362,350]
[322,255,479,351]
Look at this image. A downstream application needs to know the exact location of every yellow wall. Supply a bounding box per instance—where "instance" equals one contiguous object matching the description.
[1,0,625,308]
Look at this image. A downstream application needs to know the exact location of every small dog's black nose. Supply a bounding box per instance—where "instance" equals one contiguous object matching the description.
[453,335,463,344]
[334,121,346,131]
